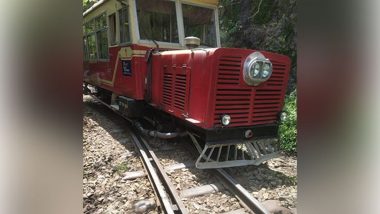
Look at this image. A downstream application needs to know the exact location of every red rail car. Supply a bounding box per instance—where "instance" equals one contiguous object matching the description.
[83,0,291,168]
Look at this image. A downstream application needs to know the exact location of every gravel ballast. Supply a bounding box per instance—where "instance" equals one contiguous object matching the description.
[83,95,297,213]
[83,96,157,213]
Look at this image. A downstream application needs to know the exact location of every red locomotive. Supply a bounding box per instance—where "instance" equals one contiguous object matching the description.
[83,0,291,168]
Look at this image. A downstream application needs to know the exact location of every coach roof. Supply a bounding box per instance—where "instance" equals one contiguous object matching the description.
[83,0,219,17]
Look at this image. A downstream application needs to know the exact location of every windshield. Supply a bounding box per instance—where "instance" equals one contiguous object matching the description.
[182,4,216,47]
[136,0,179,43]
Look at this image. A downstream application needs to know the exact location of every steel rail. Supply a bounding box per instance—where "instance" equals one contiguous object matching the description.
[88,94,188,213]
[130,131,176,214]
[214,169,269,214]
[135,133,188,214]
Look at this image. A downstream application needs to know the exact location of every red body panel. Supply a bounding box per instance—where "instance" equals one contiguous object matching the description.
[84,45,291,130]
[150,48,291,129]
[151,49,216,125]
[84,44,150,100]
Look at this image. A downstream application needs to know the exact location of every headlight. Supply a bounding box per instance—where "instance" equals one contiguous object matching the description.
[250,62,260,77]
[243,52,273,86]
[221,115,231,126]
[261,63,272,78]
[262,70,270,78]
[280,112,287,121]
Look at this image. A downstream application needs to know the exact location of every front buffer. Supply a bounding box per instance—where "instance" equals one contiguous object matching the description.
[189,124,280,169]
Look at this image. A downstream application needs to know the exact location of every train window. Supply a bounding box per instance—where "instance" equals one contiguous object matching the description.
[95,13,107,29]
[83,13,108,61]
[85,20,95,33]
[95,13,108,59]
[119,7,131,43]
[182,4,216,47]
[136,0,179,43]
[83,37,89,60]
[83,19,97,60]
[108,14,116,45]
[83,25,88,60]
[87,34,97,60]
[97,30,108,59]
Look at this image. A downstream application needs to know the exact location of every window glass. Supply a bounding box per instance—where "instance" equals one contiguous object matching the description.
[119,7,131,43]
[182,4,216,47]
[108,14,116,45]
[97,30,108,59]
[83,37,89,60]
[87,34,97,60]
[85,20,95,33]
[94,13,108,59]
[95,13,107,30]
[136,0,178,43]
[83,13,108,61]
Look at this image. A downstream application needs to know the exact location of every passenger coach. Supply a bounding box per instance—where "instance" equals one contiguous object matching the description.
[83,0,291,169]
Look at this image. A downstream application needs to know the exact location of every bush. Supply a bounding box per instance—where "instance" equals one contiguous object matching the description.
[279,89,297,154]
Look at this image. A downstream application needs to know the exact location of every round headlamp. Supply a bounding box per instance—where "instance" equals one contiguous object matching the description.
[250,62,261,77]
[221,115,231,126]
[261,63,271,78]
[280,112,287,121]
[243,52,273,86]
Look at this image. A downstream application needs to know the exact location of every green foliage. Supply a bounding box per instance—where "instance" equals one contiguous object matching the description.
[219,0,243,46]
[219,0,297,93]
[83,0,97,12]
[279,90,297,154]
[251,0,276,25]
[113,162,128,174]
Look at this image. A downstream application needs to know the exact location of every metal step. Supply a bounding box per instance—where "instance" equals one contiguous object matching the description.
[189,133,279,169]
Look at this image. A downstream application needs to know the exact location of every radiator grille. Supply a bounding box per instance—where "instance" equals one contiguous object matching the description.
[216,56,241,85]
[174,74,187,110]
[252,89,282,125]
[163,72,173,106]
[252,61,286,125]
[214,57,287,127]
[162,66,188,112]
[267,62,287,87]
[214,56,251,126]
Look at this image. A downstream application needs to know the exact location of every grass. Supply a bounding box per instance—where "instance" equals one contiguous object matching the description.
[113,162,128,174]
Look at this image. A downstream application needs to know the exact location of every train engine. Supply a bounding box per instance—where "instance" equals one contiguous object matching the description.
[83,0,291,169]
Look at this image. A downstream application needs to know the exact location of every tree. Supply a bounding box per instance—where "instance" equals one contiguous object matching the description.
[83,0,98,12]
[219,0,296,94]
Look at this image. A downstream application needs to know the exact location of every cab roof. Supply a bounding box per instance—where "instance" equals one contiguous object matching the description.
[187,0,219,6]
[83,0,219,17]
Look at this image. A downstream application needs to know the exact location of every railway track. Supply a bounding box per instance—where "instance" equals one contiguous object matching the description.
[129,130,188,214]
[88,94,270,214]
[128,127,269,214]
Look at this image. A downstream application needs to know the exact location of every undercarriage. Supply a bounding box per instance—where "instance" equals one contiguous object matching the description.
[84,83,280,169]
